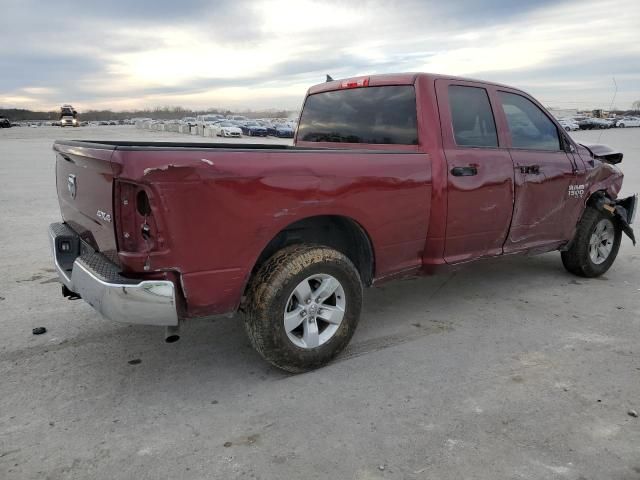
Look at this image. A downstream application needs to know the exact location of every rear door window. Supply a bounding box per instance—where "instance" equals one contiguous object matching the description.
[448,85,498,148]
[297,86,418,145]
[499,92,560,151]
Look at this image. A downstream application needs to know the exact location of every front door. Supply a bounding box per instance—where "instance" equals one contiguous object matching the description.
[436,80,515,264]
[495,90,579,252]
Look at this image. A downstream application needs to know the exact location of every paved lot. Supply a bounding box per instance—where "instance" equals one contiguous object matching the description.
[1,126,639,479]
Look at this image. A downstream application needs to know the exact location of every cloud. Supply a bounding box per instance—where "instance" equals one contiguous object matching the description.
[0,0,639,111]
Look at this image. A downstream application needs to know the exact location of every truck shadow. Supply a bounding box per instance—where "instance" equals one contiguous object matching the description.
[91,252,569,365]
[16,251,590,399]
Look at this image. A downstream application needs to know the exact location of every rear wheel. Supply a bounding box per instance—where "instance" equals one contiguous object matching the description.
[243,245,363,372]
[561,207,621,277]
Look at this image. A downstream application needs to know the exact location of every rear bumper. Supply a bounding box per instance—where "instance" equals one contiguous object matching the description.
[49,223,178,326]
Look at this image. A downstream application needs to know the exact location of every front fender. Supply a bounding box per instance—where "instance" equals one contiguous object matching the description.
[589,191,637,245]
[584,162,623,202]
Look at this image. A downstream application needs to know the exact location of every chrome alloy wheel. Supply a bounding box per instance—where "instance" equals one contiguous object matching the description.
[284,274,346,349]
[589,218,615,265]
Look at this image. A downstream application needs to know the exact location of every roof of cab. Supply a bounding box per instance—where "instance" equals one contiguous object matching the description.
[307,72,516,95]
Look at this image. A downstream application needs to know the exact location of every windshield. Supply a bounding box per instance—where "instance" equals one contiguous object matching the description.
[297,85,418,144]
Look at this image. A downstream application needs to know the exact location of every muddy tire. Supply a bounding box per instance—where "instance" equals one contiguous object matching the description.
[243,245,362,372]
[561,207,621,277]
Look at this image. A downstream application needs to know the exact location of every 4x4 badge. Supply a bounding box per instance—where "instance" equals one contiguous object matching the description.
[96,210,112,223]
[67,174,77,199]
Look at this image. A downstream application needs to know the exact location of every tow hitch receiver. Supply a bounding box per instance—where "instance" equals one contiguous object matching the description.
[61,284,81,300]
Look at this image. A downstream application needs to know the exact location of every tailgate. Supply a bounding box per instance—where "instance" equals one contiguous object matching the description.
[54,142,118,261]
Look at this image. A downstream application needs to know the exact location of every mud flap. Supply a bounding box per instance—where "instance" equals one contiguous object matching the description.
[592,192,637,245]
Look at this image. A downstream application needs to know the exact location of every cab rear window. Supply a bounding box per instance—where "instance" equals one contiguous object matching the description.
[297,86,418,145]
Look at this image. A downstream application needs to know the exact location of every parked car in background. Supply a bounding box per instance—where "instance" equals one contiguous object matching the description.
[579,118,611,130]
[0,117,11,128]
[265,123,277,136]
[617,117,640,128]
[596,118,614,129]
[275,124,295,138]
[180,117,197,126]
[131,117,152,124]
[558,119,579,131]
[213,121,243,137]
[241,121,268,136]
[197,114,225,127]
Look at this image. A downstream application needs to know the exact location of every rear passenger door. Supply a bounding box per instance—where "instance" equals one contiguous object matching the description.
[436,80,515,263]
[495,90,579,252]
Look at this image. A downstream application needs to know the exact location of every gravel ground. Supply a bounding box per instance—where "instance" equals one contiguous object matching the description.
[0,125,639,480]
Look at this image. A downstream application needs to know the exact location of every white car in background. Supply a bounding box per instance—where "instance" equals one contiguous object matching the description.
[558,118,579,131]
[197,114,225,127]
[213,121,243,137]
[617,117,640,128]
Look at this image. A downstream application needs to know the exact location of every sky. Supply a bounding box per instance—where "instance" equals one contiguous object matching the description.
[1,0,639,112]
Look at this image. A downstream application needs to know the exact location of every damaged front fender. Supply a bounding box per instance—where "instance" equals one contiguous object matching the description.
[590,192,637,245]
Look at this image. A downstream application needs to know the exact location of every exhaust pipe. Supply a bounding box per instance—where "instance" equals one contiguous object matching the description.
[164,325,181,343]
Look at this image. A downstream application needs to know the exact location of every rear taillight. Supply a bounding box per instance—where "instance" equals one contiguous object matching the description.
[114,181,159,254]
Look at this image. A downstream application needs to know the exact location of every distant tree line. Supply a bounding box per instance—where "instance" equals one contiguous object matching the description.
[0,106,295,121]
[3,103,638,122]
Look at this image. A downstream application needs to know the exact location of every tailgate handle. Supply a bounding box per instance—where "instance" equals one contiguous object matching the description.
[451,166,478,176]
[60,153,74,163]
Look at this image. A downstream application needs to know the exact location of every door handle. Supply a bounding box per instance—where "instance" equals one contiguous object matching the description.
[520,165,540,174]
[451,166,478,176]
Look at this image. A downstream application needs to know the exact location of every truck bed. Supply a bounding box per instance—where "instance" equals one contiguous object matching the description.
[52,138,432,318]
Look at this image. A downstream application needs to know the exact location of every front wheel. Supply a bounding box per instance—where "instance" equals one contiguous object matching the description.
[561,207,622,277]
[243,245,363,372]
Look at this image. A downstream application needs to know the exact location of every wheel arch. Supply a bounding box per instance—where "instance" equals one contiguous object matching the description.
[246,215,376,293]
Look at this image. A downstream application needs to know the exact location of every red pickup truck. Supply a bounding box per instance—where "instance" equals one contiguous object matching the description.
[49,73,636,372]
